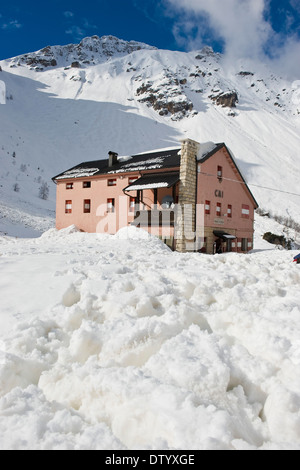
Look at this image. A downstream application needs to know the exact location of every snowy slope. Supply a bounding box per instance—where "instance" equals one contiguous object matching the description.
[0,35,300,236]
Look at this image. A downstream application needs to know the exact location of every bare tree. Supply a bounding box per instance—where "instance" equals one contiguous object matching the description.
[39,181,49,200]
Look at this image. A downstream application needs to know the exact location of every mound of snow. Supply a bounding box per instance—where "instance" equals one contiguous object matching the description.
[114,226,171,251]
[40,225,82,239]
[1,230,300,449]
[114,226,154,240]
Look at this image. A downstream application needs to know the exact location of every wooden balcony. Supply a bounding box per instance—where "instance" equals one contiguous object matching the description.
[132,209,175,227]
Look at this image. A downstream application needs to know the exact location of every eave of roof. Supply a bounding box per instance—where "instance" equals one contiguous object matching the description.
[123,172,180,192]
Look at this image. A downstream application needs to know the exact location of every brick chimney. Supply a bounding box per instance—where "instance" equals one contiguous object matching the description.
[176,138,200,253]
[108,151,118,167]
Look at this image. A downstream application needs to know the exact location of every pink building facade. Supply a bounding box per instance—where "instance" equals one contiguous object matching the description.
[53,139,258,253]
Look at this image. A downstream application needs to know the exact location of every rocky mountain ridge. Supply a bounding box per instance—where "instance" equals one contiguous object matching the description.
[7,35,157,71]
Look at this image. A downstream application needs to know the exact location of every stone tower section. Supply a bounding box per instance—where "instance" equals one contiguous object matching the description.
[176,138,200,252]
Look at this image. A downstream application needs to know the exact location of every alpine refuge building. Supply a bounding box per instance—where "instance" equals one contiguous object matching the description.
[52,138,258,253]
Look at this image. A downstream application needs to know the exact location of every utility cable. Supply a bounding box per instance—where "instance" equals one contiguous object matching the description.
[198,171,300,197]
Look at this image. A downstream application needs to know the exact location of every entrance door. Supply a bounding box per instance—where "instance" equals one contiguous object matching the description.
[226,239,232,252]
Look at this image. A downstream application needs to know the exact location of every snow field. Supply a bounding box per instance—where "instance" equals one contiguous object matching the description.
[0,226,300,449]
[0,80,5,105]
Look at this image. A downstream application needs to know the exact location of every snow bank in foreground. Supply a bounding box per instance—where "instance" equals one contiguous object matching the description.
[0,226,300,450]
[113,226,171,252]
[40,224,81,239]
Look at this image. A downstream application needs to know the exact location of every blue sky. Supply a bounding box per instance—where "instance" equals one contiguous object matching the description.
[0,0,300,76]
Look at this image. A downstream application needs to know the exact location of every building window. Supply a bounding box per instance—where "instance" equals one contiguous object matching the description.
[107,198,115,213]
[242,204,250,219]
[66,183,73,190]
[227,204,232,218]
[205,200,210,215]
[84,199,91,213]
[129,197,135,212]
[216,202,222,216]
[128,177,138,184]
[242,238,248,251]
[108,179,117,186]
[83,181,91,188]
[217,166,223,178]
[65,200,72,214]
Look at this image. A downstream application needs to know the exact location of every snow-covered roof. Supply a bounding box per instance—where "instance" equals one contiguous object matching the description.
[52,148,181,181]
[55,167,99,180]
[124,172,180,191]
[197,141,217,161]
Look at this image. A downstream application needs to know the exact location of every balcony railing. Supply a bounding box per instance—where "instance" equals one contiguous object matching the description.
[132,209,175,227]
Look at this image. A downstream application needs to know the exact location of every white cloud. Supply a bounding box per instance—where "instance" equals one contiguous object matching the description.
[164,0,271,58]
[83,18,97,30]
[65,16,97,42]
[290,0,300,13]
[270,35,300,78]
[1,19,22,30]
[163,0,300,78]
[65,25,85,40]
[64,11,74,18]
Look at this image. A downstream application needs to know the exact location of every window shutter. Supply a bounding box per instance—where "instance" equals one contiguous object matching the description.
[205,200,210,215]
[107,198,115,212]
[128,177,138,184]
[84,200,91,213]
[242,204,250,218]
[65,200,72,214]
[129,197,135,212]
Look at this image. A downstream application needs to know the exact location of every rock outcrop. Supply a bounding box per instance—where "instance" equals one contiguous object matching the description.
[209,91,239,108]
[136,80,193,119]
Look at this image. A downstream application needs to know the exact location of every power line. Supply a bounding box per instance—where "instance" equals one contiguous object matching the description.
[199,171,300,198]
[248,182,300,197]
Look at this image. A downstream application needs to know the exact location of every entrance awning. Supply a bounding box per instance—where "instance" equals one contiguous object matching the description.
[124,172,180,192]
[213,230,236,240]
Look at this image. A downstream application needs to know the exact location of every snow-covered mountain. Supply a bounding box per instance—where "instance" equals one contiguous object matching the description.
[0,35,300,237]
[2,36,300,451]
